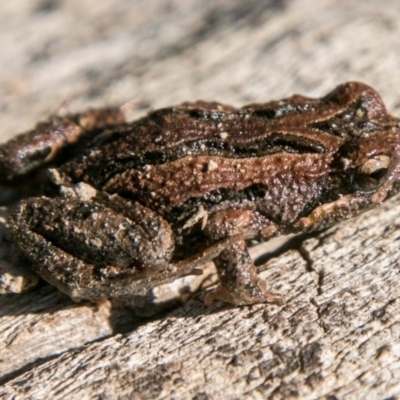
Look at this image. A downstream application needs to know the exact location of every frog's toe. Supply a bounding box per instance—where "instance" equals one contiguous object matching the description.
[204,280,284,306]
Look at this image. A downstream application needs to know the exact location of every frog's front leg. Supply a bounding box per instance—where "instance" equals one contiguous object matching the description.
[203,210,284,306]
[7,184,177,301]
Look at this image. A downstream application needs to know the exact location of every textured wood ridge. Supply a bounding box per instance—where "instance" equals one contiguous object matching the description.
[1,1,400,398]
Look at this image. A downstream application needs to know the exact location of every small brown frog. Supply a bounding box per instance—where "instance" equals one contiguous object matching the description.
[1,82,400,306]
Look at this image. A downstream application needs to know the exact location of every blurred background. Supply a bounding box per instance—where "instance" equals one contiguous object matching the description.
[1,0,400,142]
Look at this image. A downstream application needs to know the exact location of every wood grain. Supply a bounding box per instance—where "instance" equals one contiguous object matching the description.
[1,0,400,398]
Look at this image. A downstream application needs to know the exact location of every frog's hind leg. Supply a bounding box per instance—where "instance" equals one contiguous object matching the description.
[7,187,175,301]
[0,105,129,182]
[203,210,283,306]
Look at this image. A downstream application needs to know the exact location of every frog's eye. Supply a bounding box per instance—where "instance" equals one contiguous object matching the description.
[358,155,390,189]
[361,155,390,179]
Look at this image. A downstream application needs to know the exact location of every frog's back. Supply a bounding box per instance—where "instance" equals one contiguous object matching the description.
[60,91,347,187]
[59,82,397,225]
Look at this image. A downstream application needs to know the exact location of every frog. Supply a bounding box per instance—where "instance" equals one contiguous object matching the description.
[1,81,400,306]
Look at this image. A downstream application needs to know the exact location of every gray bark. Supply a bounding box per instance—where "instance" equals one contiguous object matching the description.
[1,1,400,398]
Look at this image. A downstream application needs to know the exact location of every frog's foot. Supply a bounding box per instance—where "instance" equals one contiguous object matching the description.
[205,239,284,307]
[204,280,283,306]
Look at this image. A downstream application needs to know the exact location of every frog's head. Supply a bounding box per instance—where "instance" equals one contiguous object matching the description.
[319,82,400,203]
[335,131,400,203]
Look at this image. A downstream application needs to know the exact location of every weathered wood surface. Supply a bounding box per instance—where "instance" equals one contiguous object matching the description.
[1,0,400,398]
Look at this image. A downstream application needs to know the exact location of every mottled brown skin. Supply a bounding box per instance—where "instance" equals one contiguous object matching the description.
[2,82,400,305]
